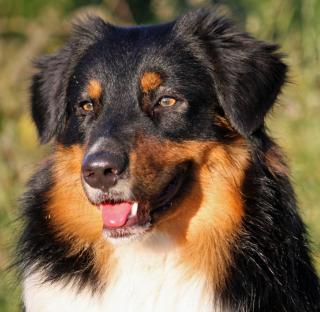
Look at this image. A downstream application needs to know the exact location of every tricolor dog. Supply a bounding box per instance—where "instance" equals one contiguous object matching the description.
[18,8,320,312]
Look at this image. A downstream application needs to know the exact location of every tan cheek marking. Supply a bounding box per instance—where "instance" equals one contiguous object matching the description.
[47,144,111,276]
[87,79,102,100]
[178,143,249,287]
[168,142,248,289]
[214,115,235,132]
[140,72,162,93]
[131,136,249,289]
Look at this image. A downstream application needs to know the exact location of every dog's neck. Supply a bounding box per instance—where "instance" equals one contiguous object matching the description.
[23,234,221,312]
[106,233,215,311]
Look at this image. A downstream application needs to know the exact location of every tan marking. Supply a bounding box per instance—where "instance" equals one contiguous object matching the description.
[87,79,102,100]
[214,115,235,132]
[265,144,289,176]
[47,136,249,290]
[130,137,250,290]
[178,143,248,289]
[47,144,111,281]
[140,72,162,93]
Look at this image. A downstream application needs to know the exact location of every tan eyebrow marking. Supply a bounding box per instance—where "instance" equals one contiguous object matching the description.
[86,80,102,100]
[140,72,162,93]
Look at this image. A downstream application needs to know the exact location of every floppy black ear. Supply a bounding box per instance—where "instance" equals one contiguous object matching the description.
[175,9,287,136]
[31,48,72,143]
[31,15,108,143]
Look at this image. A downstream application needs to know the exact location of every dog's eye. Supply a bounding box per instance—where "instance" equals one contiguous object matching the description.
[79,101,94,112]
[159,97,177,107]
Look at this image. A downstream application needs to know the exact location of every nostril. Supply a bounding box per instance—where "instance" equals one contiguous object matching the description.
[83,169,95,178]
[103,168,116,176]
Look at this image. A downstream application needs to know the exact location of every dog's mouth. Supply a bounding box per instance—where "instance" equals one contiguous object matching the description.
[97,171,187,242]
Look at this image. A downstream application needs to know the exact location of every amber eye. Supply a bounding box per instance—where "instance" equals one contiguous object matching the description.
[159,97,177,107]
[80,101,94,112]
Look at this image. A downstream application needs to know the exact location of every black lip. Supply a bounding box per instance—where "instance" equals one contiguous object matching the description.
[103,223,151,239]
[150,166,188,216]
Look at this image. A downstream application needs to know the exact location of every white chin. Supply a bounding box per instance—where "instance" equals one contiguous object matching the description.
[102,224,151,245]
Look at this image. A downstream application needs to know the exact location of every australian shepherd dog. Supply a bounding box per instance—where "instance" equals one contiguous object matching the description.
[18,8,320,312]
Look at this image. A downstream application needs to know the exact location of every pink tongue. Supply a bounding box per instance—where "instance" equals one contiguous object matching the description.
[101,202,132,228]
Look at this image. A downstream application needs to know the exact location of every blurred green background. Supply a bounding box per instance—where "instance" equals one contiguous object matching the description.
[0,0,319,310]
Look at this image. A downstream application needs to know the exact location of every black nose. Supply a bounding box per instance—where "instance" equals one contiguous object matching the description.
[82,151,126,191]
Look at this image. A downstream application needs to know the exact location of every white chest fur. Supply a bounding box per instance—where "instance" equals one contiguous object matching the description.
[23,236,218,312]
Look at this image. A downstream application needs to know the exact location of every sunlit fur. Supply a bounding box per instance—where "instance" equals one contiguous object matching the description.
[18,8,320,312]
[86,80,102,101]
[140,71,163,93]
[32,137,249,294]
[23,139,248,311]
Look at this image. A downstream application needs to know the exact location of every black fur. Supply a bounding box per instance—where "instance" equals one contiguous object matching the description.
[223,134,320,311]
[175,10,287,136]
[18,8,320,311]
[31,16,107,143]
[18,163,101,292]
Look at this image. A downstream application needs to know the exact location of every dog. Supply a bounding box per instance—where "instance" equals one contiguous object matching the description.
[17,8,320,311]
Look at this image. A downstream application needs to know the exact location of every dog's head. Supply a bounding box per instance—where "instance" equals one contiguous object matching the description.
[31,9,286,245]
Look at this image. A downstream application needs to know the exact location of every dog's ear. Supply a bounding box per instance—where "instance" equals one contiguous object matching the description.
[31,48,71,144]
[31,16,107,143]
[175,9,287,136]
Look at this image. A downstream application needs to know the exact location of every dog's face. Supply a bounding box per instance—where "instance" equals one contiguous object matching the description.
[31,10,286,245]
